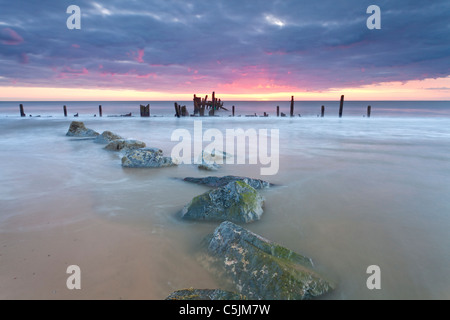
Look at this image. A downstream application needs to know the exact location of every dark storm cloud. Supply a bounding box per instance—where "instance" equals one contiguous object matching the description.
[0,0,449,92]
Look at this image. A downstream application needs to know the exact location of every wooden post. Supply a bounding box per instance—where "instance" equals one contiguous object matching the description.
[321,105,325,117]
[277,106,280,117]
[98,105,102,117]
[367,105,371,118]
[181,105,187,117]
[20,104,26,117]
[339,95,344,118]
[174,102,180,118]
[211,91,215,116]
[63,105,67,117]
[232,105,235,117]
[140,104,150,117]
[193,95,199,115]
[290,96,294,117]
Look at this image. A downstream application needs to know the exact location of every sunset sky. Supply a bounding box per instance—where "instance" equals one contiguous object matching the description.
[0,0,449,101]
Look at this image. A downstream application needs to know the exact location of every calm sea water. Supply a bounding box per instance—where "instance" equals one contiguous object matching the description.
[0,101,449,299]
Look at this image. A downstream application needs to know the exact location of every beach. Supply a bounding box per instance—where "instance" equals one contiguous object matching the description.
[0,113,449,299]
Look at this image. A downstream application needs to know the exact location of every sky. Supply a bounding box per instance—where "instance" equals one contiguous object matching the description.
[0,0,449,101]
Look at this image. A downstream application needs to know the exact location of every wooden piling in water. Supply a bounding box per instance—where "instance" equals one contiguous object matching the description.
[181,105,187,117]
[63,105,67,117]
[339,95,344,118]
[277,106,280,117]
[232,105,235,117]
[19,104,25,117]
[140,104,150,117]
[211,92,215,116]
[200,95,207,116]
[193,94,201,115]
[174,102,180,118]
[290,96,294,117]
[321,105,325,117]
[99,105,103,117]
[367,105,372,118]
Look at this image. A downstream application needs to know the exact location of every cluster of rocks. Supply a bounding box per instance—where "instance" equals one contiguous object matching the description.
[66,121,176,168]
[174,177,335,300]
[65,121,335,300]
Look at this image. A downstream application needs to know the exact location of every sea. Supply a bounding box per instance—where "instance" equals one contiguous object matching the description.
[0,100,449,299]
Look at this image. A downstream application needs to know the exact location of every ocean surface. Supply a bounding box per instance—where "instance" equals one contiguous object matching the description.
[0,100,449,299]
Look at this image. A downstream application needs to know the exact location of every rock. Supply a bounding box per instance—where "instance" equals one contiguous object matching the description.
[199,149,232,163]
[184,176,272,189]
[94,131,123,144]
[121,147,177,168]
[66,121,99,137]
[197,150,225,171]
[198,162,220,171]
[201,221,335,300]
[104,139,146,151]
[181,181,264,223]
[165,288,245,300]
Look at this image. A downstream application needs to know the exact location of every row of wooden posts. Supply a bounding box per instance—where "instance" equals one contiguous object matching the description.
[18,95,373,118]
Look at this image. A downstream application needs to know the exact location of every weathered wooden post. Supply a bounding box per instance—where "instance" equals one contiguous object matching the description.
[321,105,325,117]
[193,94,200,115]
[277,106,280,117]
[19,104,26,117]
[99,105,102,117]
[140,104,150,117]
[63,105,67,117]
[232,105,235,117]
[174,102,180,118]
[211,91,215,116]
[367,105,372,118]
[181,105,187,117]
[290,96,294,117]
[339,95,344,118]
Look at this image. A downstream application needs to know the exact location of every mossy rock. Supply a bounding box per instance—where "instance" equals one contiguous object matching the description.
[66,121,99,137]
[183,176,272,189]
[165,288,246,300]
[181,181,264,223]
[105,139,146,151]
[94,131,123,144]
[121,147,177,168]
[200,221,335,300]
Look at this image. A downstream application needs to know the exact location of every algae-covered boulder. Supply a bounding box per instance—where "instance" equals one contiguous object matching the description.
[201,221,335,300]
[181,181,264,223]
[184,176,272,190]
[121,147,177,168]
[94,131,123,144]
[66,121,99,137]
[105,139,146,151]
[165,288,245,300]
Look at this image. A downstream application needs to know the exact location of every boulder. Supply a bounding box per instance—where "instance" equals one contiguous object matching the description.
[121,147,177,168]
[165,288,245,300]
[94,131,123,144]
[198,162,220,171]
[199,149,232,163]
[197,150,225,171]
[184,176,272,189]
[104,139,146,151]
[200,221,335,300]
[181,181,264,223]
[66,121,99,137]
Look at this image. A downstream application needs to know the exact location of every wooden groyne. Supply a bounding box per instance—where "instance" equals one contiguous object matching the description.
[15,95,374,118]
